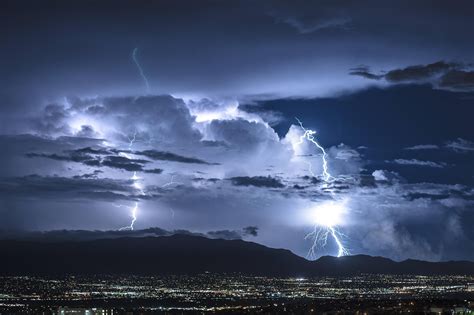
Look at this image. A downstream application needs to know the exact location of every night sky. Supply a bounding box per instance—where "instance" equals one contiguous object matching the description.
[1,0,474,261]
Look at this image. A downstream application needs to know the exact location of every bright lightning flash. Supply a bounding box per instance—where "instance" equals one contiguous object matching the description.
[304,200,349,259]
[295,118,349,258]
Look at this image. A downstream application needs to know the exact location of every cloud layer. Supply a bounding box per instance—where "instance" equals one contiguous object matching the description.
[1,90,473,261]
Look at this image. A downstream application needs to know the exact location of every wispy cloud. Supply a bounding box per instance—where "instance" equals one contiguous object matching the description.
[404,144,440,150]
[389,159,446,168]
[445,138,474,152]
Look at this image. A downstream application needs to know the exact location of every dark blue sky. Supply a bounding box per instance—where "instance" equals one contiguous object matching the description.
[1,0,473,261]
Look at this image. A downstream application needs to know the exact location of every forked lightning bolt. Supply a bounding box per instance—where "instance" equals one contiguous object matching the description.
[305,225,349,259]
[295,117,332,182]
[295,117,349,258]
[161,175,182,188]
[128,129,138,149]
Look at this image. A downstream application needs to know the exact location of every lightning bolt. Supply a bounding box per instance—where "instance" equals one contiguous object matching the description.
[127,129,138,149]
[161,175,182,188]
[132,48,150,94]
[295,117,349,258]
[295,117,332,182]
[118,131,144,231]
[119,202,138,231]
[305,226,349,259]
[118,171,142,231]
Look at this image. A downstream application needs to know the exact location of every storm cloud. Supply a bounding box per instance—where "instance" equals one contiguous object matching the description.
[229,176,285,188]
[134,150,213,165]
[350,61,474,92]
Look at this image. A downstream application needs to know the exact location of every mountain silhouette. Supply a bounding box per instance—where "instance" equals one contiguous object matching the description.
[1,234,473,276]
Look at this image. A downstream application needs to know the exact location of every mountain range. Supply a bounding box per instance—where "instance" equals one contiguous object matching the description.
[1,233,473,276]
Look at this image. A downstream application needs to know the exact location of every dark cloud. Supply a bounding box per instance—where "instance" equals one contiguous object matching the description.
[0,227,171,242]
[76,125,100,138]
[134,150,213,165]
[101,156,149,172]
[0,134,109,180]
[351,61,474,92]
[0,134,103,156]
[229,176,284,188]
[359,174,377,188]
[292,184,306,190]
[348,66,383,80]
[25,151,104,168]
[207,226,259,240]
[0,175,136,201]
[26,149,151,172]
[439,70,474,91]
[25,146,112,164]
[301,176,321,184]
[192,177,220,183]
[242,226,259,237]
[0,227,259,243]
[200,140,230,148]
[404,186,473,202]
[143,168,164,174]
[75,147,112,155]
[206,230,242,240]
[26,152,90,163]
[384,61,456,82]
[73,170,103,179]
[348,70,383,80]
